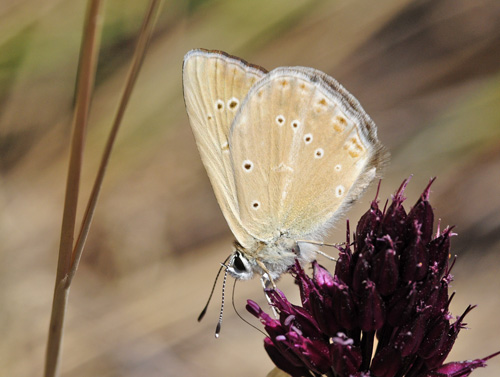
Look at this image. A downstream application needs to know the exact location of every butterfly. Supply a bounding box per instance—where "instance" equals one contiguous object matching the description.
[182,48,387,287]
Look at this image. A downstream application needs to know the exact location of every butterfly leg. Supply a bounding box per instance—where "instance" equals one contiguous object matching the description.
[261,275,279,318]
[297,240,345,261]
[297,239,346,248]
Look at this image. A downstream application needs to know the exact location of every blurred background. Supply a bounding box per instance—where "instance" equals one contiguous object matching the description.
[1,0,500,376]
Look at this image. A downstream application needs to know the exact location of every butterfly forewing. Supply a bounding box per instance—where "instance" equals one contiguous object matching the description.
[183,49,267,247]
[230,67,387,241]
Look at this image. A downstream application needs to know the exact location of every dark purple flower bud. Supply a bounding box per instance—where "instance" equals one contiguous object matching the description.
[336,246,353,286]
[400,219,429,282]
[293,261,315,312]
[331,278,357,330]
[266,289,294,315]
[352,247,373,295]
[424,306,475,370]
[246,299,279,328]
[246,299,263,318]
[264,337,310,377]
[357,280,385,332]
[313,261,334,288]
[423,351,500,377]
[371,240,399,296]
[405,178,435,244]
[287,304,323,340]
[417,272,451,319]
[356,200,383,252]
[371,346,402,377]
[380,180,408,245]
[247,299,288,340]
[393,306,430,357]
[294,336,332,374]
[309,289,340,337]
[432,276,451,316]
[427,228,453,277]
[418,316,451,359]
[386,284,417,327]
[330,334,362,377]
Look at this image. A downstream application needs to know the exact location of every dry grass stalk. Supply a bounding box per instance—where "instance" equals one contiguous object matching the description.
[43,1,163,376]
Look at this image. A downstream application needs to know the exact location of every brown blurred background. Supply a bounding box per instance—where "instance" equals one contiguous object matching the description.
[1,0,500,376]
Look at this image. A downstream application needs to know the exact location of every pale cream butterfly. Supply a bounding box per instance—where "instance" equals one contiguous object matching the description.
[183,48,388,288]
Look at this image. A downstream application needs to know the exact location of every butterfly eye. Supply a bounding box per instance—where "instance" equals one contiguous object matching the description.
[232,253,248,273]
[228,251,254,280]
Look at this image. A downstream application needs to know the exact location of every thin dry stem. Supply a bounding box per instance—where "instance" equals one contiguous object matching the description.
[44,1,103,376]
[69,0,163,283]
[44,0,163,376]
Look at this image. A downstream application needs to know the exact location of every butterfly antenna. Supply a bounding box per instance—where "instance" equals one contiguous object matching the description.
[231,279,267,336]
[215,264,229,338]
[198,254,231,322]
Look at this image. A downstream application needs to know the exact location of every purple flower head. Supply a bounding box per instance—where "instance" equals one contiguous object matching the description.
[247,179,499,377]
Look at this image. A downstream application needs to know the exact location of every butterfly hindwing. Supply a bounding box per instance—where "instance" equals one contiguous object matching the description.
[229,67,387,241]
